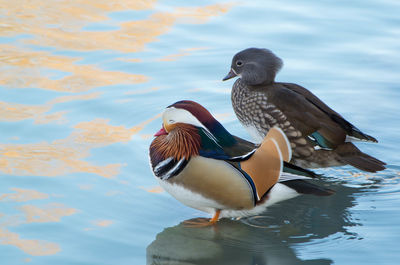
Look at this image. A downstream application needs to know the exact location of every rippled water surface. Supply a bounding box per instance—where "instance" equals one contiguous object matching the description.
[1,0,400,264]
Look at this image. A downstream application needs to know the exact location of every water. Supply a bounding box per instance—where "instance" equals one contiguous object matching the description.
[1,0,399,264]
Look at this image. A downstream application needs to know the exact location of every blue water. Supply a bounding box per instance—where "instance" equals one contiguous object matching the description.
[1,0,399,264]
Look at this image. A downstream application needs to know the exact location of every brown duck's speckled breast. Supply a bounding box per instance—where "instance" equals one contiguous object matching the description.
[231,78,339,168]
[231,79,302,142]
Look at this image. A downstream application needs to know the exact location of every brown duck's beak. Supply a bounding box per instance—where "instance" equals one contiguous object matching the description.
[222,69,237,81]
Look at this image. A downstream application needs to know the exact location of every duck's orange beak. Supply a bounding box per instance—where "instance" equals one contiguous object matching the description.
[154,127,168,136]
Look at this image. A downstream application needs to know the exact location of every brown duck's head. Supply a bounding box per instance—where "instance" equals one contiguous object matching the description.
[223,48,283,86]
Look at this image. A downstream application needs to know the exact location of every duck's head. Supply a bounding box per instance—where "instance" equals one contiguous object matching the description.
[154,100,220,137]
[154,100,236,149]
[223,48,283,86]
[152,100,235,161]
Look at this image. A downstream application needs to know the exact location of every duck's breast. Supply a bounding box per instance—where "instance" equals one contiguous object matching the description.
[163,156,255,211]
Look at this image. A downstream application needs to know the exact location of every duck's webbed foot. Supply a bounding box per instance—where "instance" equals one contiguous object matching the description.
[183,210,221,227]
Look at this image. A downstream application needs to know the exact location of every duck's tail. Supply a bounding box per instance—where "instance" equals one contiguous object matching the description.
[336,143,386,173]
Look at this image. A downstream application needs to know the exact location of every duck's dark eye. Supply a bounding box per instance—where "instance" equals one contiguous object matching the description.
[236,60,243,67]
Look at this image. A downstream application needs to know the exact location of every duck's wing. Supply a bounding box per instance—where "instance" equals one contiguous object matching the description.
[197,127,331,203]
[197,127,287,201]
[266,83,375,151]
[198,127,319,178]
[281,82,378,143]
[239,127,291,200]
[197,126,257,161]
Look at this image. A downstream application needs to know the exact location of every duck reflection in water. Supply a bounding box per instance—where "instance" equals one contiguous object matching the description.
[147,179,367,265]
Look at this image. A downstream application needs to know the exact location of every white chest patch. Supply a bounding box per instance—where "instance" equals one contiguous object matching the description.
[159,179,300,219]
[158,180,224,214]
[219,183,299,218]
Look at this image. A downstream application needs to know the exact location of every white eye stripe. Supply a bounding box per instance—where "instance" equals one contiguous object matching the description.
[163,107,203,128]
[163,107,221,147]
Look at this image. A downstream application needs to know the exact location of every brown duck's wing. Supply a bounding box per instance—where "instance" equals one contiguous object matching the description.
[241,128,290,200]
[281,82,378,143]
[266,83,347,148]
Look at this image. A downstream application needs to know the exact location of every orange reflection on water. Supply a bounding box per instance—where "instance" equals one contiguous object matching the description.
[0,0,157,34]
[1,1,231,52]
[0,113,160,178]
[73,119,141,144]
[123,87,160,95]
[156,47,208,62]
[47,92,102,105]
[0,0,234,260]
[0,141,120,178]
[20,203,77,223]
[94,220,113,227]
[72,113,161,144]
[0,101,48,120]
[0,228,61,256]
[0,45,148,93]
[22,4,231,52]
[0,100,66,124]
[0,92,101,124]
[0,198,77,256]
[141,186,164,194]
[0,188,49,202]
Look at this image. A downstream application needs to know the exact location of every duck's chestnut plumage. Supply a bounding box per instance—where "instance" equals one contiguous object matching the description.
[149,100,333,224]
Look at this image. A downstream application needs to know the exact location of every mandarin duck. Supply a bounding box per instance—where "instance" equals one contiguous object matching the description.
[223,48,386,173]
[149,100,333,225]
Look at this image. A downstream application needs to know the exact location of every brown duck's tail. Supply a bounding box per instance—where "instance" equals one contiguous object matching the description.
[335,143,386,173]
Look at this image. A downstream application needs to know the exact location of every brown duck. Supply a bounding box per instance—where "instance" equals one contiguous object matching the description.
[223,48,385,172]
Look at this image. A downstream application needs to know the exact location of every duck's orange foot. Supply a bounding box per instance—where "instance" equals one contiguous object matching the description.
[183,217,217,227]
[183,210,221,228]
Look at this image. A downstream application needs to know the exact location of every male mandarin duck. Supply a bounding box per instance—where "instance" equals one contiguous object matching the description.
[223,48,386,173]
[149,100,333,225]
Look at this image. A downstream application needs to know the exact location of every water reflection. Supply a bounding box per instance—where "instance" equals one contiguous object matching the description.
[148,220,332,265]
[0,189,76,256]
[147,179,367,265]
